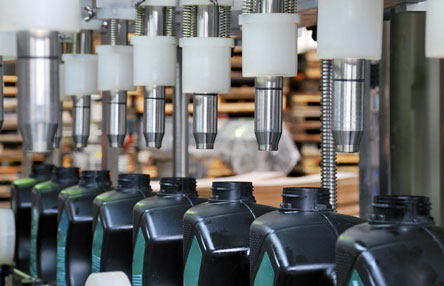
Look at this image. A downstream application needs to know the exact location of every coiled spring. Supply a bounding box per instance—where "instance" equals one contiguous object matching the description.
[165,7,176,37]
[285,0,297,13]
[183,5,197,38]
[320,59,337,211]
[218,6,231,38]
[135,7,146,36]
[109,19,118,45]
[242,0,255,13]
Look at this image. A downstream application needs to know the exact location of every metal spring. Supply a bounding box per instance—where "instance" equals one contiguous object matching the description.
[242,0,255,13]
[320,59,337,211]
[109,19,118,45]
[183,5,197,38]
[218,6,231,38]
[165,6,176,37]
[285,0,297,13]
[135,7,146,36]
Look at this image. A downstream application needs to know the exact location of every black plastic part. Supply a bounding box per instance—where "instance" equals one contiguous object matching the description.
[0,265,13,286]
[52,167,80,184]
[209,181,256,202]
[336,195,444,286]
[132,177,206,286]
[183,181,275,286]
[250,188,363,286]
[369,195,434,225]
[280,187,332,211]
[57,170,112,286]
[10,163,53,272]
[30,163,54,180]
[92,173,155,280]
[32,167,80,284]
[158,177,197,196]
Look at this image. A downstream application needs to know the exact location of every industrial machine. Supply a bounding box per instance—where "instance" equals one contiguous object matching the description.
[0,0,444,285]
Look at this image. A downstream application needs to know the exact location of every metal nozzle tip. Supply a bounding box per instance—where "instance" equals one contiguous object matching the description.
[194,133,217,150]
[255,132,281,152]
[332,131,363,154]
[107,135,126,148]
[144,133,164,149]
[73,135,88,149]
[20,123,57,153]
[336,145,359,153]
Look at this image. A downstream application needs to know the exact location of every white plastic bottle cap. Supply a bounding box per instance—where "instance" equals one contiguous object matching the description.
[96,45,135,91]
[317,0,383,60]
[181,0,234,7]
[141,0,177,7]
[85,272,131,286]
[180,37,234,94]
[0,32,17,57]
[96,7,136,20]
[240,13,300,77]
[0,209,15,265]
[132,36,177,87]
[426,0,444,58]
[62,54,99,96]
[0,0,80,32]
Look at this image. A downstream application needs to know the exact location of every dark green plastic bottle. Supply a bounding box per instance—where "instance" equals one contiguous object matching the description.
[56,170,112,286]
[10,163,53,272]
[183,181,277,286]
[132,177,207,286]
[91,173,155,280]
[249,187,364,286]
[30,167,80,284]
[336,195,444,286]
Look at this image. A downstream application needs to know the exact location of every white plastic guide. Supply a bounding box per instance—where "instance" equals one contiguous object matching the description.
[97,46,135,91]
[63,54,99,96]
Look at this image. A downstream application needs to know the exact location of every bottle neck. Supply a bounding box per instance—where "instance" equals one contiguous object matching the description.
[279,187,332,212]
[209,181,256,203]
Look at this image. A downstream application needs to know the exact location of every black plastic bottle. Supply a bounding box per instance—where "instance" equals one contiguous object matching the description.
[336,195,444,286]
[10,163,54,272]
[91,173,155,280]
[183,181,276,286]
[249,187,364,286]
[132,177,207,286]
[30,167,80,284]
[56,170,112,286]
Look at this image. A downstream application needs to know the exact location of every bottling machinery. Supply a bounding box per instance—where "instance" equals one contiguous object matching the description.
[0,0,444,285]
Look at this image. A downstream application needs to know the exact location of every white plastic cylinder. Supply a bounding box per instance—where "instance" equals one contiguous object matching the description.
[132,36,177,87]
[0,32,16,57]
[96,45,134,91]
[180,0,233,7]
[141,0,177,7]
[0,209,15,265]
[239,13,300,77]
[85,272,131,286]
[426,0,444,58]
[180,37,234,94]
[62,54,98,96]
[0,0,80,32]
[317,0,383,60]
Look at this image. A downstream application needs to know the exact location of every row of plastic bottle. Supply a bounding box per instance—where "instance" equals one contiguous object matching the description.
[6,162,444,286]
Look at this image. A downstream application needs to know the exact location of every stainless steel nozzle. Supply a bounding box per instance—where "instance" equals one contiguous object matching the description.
[254,76,283,151]
[72,95,91,149]
[143,86,165,149]
[193,94,218,149]
[332,58,365,153]
[53,102,63,148]
[17,31,60,153]
[107,91,127,148]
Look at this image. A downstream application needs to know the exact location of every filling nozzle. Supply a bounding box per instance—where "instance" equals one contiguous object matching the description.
[107,90,127,148]
[143,86,165,149]
[72,95,91,149]
[17,30,60,153]
[332,58,365,153]
[254,76,283,151]
[53,101,63,148]
[193,93,218,149]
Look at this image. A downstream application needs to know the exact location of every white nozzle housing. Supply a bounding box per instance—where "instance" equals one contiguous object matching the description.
[63,54,99,96]
[97,45,135,91]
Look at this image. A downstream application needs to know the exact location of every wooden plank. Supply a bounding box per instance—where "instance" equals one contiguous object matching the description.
[0,134,22,143]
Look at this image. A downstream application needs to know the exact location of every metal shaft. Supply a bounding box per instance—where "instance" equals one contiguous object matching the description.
[142,6,169,149]
[0,57,4,130]
[332,58,365,153]
[53,102,63,148]
[107,91,127,148]
[321,59,337,210]
[17,31,60,153]
[72,95,91,149]
[106,19,128,148]
[254,77,283,151]
[71,30,93,149]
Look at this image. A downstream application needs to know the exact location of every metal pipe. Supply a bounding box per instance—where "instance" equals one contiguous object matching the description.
[332,58,365,153]
[173,48,189,177]
[72,95,91,149]
[17,30,60,153]
[53,102,63,148]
